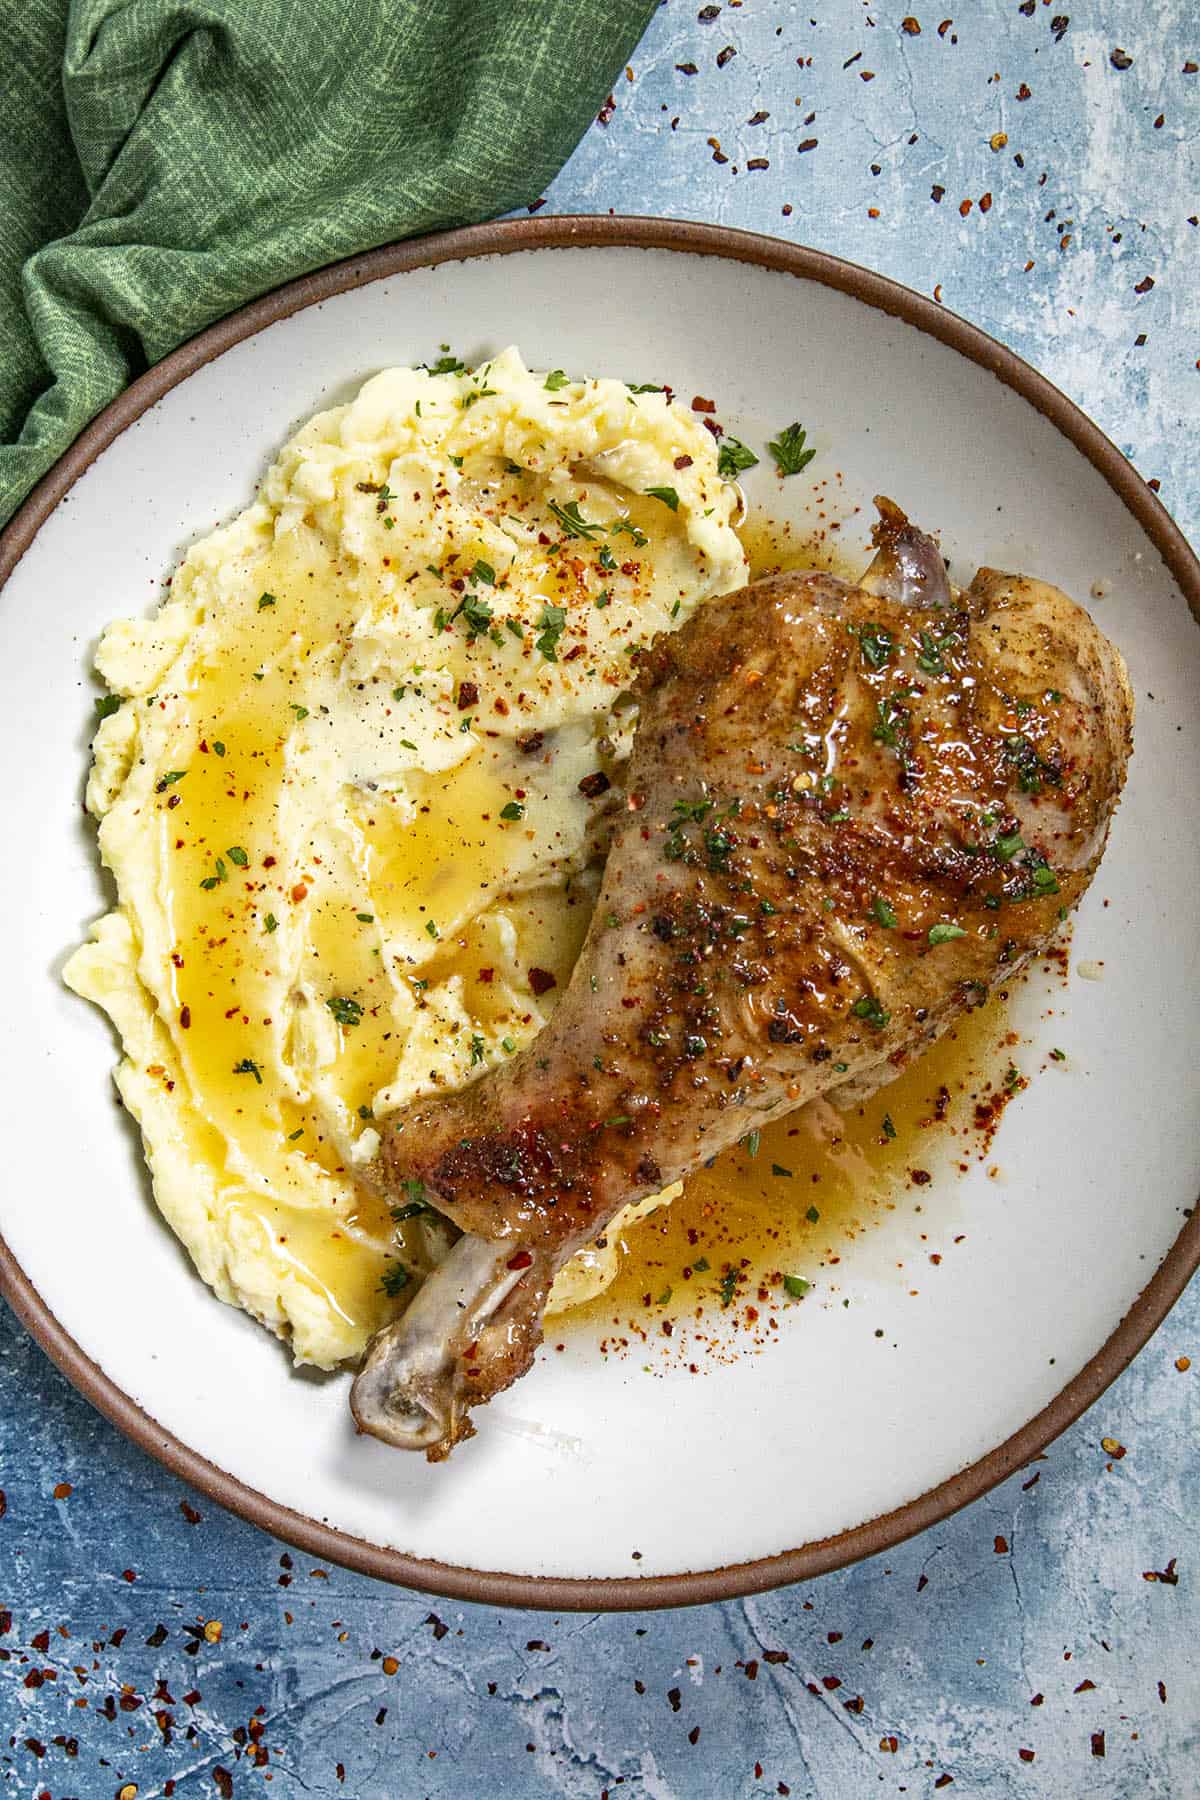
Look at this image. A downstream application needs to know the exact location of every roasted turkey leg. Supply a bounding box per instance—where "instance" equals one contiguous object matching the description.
[351,500,1133,1457]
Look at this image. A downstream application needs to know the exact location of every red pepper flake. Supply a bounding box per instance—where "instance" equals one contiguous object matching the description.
[843,1694,865,1713]
[381,1654,399,1675]
[213,1770,234,1799]
[901,16,921,32]
[291,883,308,903]
[764,1649,789,1663]
[667,1686,682,1711]
[457,680,479,711]
[960,198,973,217]
[1074,1678,1095,1693]
[860,69,876,80]
[911,1168,931,1185]
[821,1674,842,1690]
[1110,46,1132,69]
[1018,1747,1036,1762]
[979,191,993,212]
[745,1658,759,1680]
[1022,1470,1040,1490]
[180,1501,201,1525]
[179,1005,191,1030]
[1158,1679,1168,1703]
[528,968,557,996]
[122,1568,137,1582]
[1100,1436,1126,1458]
[526,1639,550,1651]
[1134,275,1155,294]
[880,1736,899,1753]
[747,157,770,171]
[1142,1557,1179,1584]
[596,94,616,127]
[579,770,612,799]
[507,1250,534,1272]
[1050,16,1069,42]
[931,184,945,202]
[994,1535,1009,1554]
[673,455,694,470]
[716,45,736,67]
[1091,1731,1106,1757]
[917,1573,929,1591]
[424,1612,449,1640]
[798,137,819,153]
[52,1482,72,1500]
[517,731,545,755]
[688,1725,701,1745]
[1030,1693,1044,1706]
[935,1778,953,1790]
[691,395,716,413]
[937,18,952,35]
[676,61,699,74]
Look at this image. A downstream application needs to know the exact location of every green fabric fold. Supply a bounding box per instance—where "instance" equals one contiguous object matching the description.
[0,0,656,527]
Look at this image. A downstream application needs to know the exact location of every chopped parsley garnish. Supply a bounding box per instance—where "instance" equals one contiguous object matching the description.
[356,912,374,923]
[200,856,228,890]
[719,1269,739,1308]
[469,1034,486,1066]
[380,1261,413,1298]
[459,593,494,636]
[1049,1047,1066,1061]
[743,1129,761,1158]
[358,1104,373,1120]
[1004,1063,1022,1093]
[501,1036,516,1054]
[94,694,121,720]
[264,912,278,934]
[544,368,570,391]
[771,1163,793,1179]
[645,485,680,511]
[212,740,226,757]
[233,1058,262,1084]
[693,1256,711,1273]
[594,589,612,609]
[928,921,967,945]
[155,769,186,793]
[535,603,568,661]
[717,437,759,480]
[547,498,603,541]
[391,1196,434,1223]
[287,1127,304,1141]
[257,592,276,610]
[1003,732,1049,792]
[290,704,308,720]
[425,920,439,939]
[626,381,663,394]
[470,559,495,586]
[882,1113,897,1140]
[870,895,898,929]
[499,801,524,821]
[805,1204,820,1224]
[916,629,957,676]
[598,546,617,571]
[767,421,816,477]
[858,625,894,670]
[399,738,417,751]
[424,353,466,375]
[994,830,1025,862]
[610,519,648,547]
[656,1285,673,1305]
[852,994,890,1030]
[327,995,364,1029]
[872,695,907,747]
[1027,859,1060,895]
[226,845,249,868]
[783,1274,811,1298]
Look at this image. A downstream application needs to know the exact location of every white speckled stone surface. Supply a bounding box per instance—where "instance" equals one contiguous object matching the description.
[2,4,1197,1794]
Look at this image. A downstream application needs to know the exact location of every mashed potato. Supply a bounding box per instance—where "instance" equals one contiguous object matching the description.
[65,348,746,1366]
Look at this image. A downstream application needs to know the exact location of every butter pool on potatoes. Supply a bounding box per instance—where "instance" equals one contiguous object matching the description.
[65,348,746,1367]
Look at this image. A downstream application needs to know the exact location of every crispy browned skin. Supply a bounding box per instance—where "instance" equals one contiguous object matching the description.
[352,504,1133,1455]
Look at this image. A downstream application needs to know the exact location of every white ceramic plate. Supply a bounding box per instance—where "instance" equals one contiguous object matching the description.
[2,219,1197,1609]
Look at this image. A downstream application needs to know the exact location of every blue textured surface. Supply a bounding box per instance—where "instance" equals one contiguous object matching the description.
[3,5,1198,1794]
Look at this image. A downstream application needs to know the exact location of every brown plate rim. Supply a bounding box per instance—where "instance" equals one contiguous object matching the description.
[1,214,1197,1613]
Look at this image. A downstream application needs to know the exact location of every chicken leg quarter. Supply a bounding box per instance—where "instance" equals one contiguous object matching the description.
[351,500,1133,1457]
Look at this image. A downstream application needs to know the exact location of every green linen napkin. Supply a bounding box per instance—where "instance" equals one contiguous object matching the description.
[0,0,656,528]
